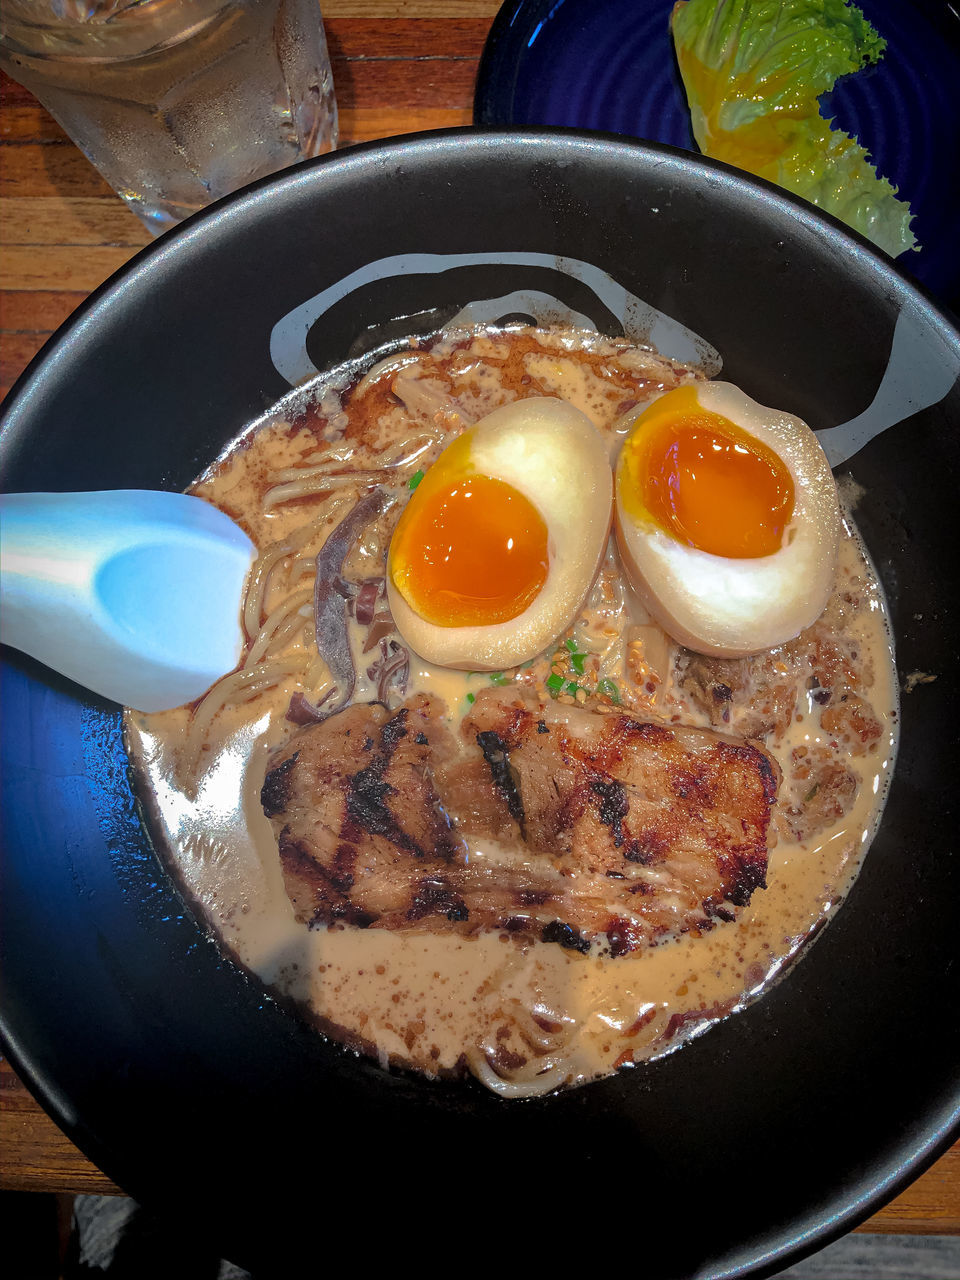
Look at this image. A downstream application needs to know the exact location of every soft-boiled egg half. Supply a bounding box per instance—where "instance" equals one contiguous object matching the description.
[387,397,612,670]
[615,381,840,658]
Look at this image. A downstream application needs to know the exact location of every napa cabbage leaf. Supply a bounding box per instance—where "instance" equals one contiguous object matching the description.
[671,0,918,257]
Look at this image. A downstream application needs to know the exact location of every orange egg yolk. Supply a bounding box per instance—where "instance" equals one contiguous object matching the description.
[390,472,549,627]
[620,386,795,559]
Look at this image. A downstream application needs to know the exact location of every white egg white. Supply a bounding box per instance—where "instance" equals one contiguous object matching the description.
[615,381,840,658]
[387,397,613,671]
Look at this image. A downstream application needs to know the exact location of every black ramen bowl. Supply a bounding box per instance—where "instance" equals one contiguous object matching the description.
[1,130,958,1277]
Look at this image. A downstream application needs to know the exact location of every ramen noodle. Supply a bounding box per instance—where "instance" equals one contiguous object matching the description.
[126,326,898,1097]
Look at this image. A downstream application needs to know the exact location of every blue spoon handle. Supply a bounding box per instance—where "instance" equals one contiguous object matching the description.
[0,490,256,712]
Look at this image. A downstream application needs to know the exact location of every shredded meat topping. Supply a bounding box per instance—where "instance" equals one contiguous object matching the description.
[673,570,884,844]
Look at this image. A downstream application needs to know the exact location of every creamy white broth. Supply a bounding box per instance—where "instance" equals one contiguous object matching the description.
[126,326,898,1096]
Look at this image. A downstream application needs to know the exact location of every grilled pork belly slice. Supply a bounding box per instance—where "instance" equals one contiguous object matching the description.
[261,690,780,955]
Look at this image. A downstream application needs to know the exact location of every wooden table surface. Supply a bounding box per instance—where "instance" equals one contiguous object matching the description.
[1,0,958,1235]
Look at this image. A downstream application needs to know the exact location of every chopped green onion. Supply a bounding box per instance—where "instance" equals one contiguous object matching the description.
[564,638,578,652]
[597,679,621,704]
[570,652,586,675]
[565,681,579,696]
[465,692,475,705]
[408,469,425,490]
[546,673,564,693]
[488,672,509,686]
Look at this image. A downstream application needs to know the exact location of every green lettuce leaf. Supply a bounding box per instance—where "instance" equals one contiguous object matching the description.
[671,0,918,257]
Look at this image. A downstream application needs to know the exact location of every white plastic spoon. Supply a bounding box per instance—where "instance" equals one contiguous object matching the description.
[0,490,256,712]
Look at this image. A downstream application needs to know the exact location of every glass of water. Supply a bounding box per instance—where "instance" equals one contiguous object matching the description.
[0,0,338,234]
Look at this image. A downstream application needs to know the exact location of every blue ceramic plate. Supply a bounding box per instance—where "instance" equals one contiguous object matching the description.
[475,0,960,309]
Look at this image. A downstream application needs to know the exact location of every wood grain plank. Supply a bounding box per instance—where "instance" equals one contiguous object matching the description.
[0,244,140,292]
[0,197,150,248]
[340,104,472,144]
[334,53,479,107]
[0,1111,121,1195]
[321,1,502,15]
[0,72,64,143]
[327,16,491,57]
[0,331,52,399]
[0,1061,120,1195]
[0,142,114,199]
[0,104,69,145]
[0,104,477,171]
[867,1145,960,1234]
[0,290,87,334]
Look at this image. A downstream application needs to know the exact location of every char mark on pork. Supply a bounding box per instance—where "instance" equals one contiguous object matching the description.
[262,690,781,954]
